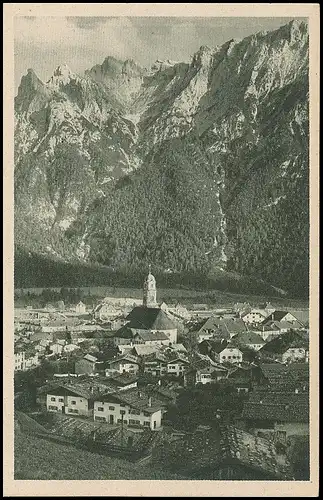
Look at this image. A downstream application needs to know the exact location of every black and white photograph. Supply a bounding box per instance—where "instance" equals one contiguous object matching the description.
[4,3,319,497]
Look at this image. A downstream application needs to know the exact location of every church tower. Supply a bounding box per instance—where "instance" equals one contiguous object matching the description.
[143,265,157,308]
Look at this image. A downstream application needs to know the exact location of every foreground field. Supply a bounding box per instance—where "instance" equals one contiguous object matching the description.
[14,431,185,480]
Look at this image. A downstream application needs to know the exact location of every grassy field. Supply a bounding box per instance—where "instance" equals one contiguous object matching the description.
[14,430,185,480]
[15,286,309,309]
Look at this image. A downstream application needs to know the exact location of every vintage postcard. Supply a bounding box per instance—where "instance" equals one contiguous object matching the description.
[4,3,319,497]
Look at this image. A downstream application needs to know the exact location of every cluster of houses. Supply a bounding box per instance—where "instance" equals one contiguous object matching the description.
[14,270,309,436]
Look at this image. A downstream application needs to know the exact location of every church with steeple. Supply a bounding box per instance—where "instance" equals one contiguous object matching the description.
[113,266,178,345]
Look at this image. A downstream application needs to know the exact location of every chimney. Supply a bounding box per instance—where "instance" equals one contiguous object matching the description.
[158,379,162,386]
[148,396,152,407]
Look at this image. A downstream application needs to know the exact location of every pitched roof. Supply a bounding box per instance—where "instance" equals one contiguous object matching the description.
[232,331,266,345]
[83,354,98,363]
[136,330,169,341]
[242,390,309,423]
[180,425,292,479]
[126,307,177,330]
[259,362,309,388]
[132,344,160,356]
[260,331,309,354]
[114,325,136,339]
[288,310,309,326]
[99,388,163,413]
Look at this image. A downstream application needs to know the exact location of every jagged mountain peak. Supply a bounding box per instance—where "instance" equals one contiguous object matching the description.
[47,63,80,88]
[14,20,309,297]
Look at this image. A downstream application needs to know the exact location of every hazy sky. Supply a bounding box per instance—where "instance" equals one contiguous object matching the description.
[14,16,304,91]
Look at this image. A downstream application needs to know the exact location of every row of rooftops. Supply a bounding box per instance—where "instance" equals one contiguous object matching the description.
[38,375,179,413]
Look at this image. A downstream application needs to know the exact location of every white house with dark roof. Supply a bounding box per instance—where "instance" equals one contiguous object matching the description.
[94,388,163,429]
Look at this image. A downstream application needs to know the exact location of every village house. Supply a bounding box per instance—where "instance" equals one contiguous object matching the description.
[225,365,254,393]
[169,303,191,321]
[241,309,268,325]
[259,331,309,363]
[107,373,139,392]
[219,346,243,364]
[93,302,121,321]
[187,358,229,386]
[14,345,40,371]
[252,324,284,342]
[75,353,105,375]
[14,348,25,371]
[63,343,80,354]
[113,326,171,347]
[94,388,163,429]
[143,352,168,377]
[196,317,248,343]
[43,380,113,417]
[231,331,266,351]
[262,310,304,329]
[75,301,86,314]
[166,355,190,377]
[105,354,140,376]
[233,302,251,315]
[50,339,66,355]
[241,388,309,441]
[252,363,309,392]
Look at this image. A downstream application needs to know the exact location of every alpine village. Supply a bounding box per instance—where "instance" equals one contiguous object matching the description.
[14,269,309,480]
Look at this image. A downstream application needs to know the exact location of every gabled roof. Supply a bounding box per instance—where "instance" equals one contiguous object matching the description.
[132,344,159,356]
[242,390,309,423]
[126,307,177,330]
[260,331,309,354]
[135,330,169,341]
[114,325,136,339]
[288,310,309,326]
[199,339,229,354]
[99,388,163,413]
[232,331,266,345]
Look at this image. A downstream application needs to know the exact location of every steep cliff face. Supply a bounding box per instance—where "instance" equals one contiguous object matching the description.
[14,20,309,295]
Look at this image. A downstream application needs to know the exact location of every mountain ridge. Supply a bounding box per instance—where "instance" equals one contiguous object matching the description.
[14,20,309,297]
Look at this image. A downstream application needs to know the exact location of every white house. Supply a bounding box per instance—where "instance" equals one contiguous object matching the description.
[219,347,243,364]
[93,389,162,430]
[105,355,140,376]
[167,356,190,377]
[75,301,86,314]
[241,309,268,325]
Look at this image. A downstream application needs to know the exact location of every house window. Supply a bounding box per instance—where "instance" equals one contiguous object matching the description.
[50,397,56,401]
[120,410,126,416]
[144,421,151,427]
[109,406,115,410]
[97,407,104,412]
[58,398,64,402]
[143,411,150,417]
[129,419,140,425]
[228,356,231,359]
[48,405,58,411]
[68,408,79,414]
[129,409,140,415]
[71,400,76,405]
[222,356,226,359]
[95,416,106,422]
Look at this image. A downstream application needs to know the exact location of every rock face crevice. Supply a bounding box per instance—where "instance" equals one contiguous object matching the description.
[14,20,309,296]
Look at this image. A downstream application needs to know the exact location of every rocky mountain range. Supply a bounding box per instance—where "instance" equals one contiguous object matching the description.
[14,20,309,297]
